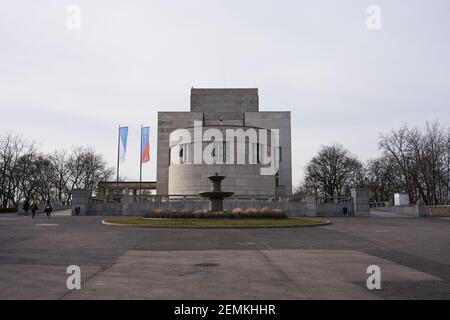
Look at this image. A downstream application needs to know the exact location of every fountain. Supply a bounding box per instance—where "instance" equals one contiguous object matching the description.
[199,173,234,212]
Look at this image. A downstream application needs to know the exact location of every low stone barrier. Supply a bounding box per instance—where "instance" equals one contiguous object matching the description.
[425,206,450,217]
[71,189,363,217]
[374,205,425,217]
[101,196,311,217]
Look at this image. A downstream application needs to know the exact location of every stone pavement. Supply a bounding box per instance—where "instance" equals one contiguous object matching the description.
[0,214,449,299]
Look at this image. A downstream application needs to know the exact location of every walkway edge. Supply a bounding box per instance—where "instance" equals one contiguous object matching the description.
[101,219,331,229]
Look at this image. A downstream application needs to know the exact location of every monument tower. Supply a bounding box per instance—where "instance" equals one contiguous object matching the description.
[156,88,292,196]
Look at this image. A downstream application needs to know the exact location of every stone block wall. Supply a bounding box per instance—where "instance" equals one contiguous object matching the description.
[425,205,450,217]
[351,188,370,217]
[191,88,258,122]
[375,205,425,217]
[157,112,203,194]
[157,88,293,197]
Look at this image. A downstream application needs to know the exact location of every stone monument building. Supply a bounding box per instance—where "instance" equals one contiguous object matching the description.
[157,88,292,196]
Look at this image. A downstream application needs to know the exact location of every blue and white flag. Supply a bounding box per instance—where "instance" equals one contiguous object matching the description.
[119,126,128,162]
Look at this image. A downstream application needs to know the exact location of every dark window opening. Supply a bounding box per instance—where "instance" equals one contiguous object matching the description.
[257,143,260,164]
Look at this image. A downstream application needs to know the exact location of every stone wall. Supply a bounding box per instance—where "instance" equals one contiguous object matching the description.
[71,190,355,217]
[167,125,277,195]
[375,205,425,217]
[351,188,370,217]
[157,112,204,194]
[317,202,354,217]
[190,88,258,122]
[168,164,276,196]
[157,88,293,197]
[88,202,123,216]
[245,112,292,196]
[424,205,450,217]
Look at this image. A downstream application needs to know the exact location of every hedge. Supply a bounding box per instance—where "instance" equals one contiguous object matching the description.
[144,208,287,219]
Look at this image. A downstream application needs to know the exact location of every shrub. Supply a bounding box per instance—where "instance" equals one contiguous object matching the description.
[231,208,244,215]
[179,210,192,218]
[172,211,180,219]
[244,208,258,218]
[145,209,170,218]
[271,209,287,219]
[194,209,208,218]
[185,211,195,219]
[143,208,287,219]
[144,212,158,218]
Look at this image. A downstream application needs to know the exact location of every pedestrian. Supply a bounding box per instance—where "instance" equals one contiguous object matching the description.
[44,200,52,219]
[23,200,30,216]
[31,201,38,218]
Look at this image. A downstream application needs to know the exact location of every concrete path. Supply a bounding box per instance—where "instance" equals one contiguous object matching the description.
[1,214,449,299]
[52,209,71,217]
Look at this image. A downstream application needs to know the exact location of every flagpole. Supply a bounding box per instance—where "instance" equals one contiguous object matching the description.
[139,125,143,196]
[116,125,121,194]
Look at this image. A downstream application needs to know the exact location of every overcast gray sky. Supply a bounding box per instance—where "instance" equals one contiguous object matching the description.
[1,0,449,187]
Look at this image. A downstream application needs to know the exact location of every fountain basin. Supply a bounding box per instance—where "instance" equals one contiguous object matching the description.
[198,191,234,199]
[199,173,234,212]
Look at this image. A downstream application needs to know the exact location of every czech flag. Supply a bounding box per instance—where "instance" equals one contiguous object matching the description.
[141,126,150,163]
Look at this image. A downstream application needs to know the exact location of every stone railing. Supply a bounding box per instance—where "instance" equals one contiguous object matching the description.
[72,189,375,217]
[370,201,391,208]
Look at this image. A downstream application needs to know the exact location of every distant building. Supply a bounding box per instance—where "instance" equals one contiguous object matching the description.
[157,88,292,196]
[97,181,156,197]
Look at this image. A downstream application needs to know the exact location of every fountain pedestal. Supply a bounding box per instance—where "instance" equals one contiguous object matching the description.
[199,173,234,212]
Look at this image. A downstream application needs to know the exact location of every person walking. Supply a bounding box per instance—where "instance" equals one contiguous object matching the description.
[44,200,53,219]
[31,201,38,218]
[23,200,30,216]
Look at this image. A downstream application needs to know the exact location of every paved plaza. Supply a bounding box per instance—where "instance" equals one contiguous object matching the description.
[1,212,449,299]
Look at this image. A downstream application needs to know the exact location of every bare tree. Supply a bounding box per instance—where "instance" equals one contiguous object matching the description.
[77,147,114,197]
[0,132,114,207]
[302,144,363,197]
[16,148,41,201]
[49,150,72,204]
[0,134,35,207]
[378,121,450,205]
[63,147,113,202]
[365,155,403,202]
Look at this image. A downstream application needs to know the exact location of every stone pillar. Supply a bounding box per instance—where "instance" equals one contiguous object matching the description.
[351,188,370,217]
[305,195,317,217]
[71,189,92,216]
[121,195,133,215]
